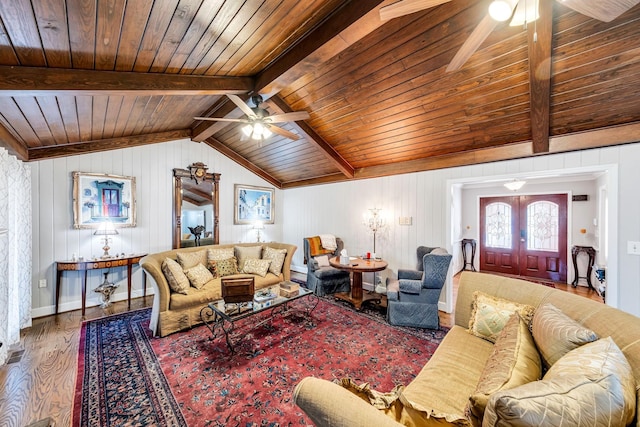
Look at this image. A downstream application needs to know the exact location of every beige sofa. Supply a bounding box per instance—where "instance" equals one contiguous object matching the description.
[294,271,640,426]
[141,242,296,337]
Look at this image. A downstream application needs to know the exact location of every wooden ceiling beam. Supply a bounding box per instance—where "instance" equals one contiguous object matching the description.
[267,95,355,178]
[0,122,28,161]
[192,0,390,142]
[27,129,191,161]
[0,66,253,96]
[203,137,282,189]
[528,0,553,153]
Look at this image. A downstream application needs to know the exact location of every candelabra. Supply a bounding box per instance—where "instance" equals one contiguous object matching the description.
[364,208,385,253]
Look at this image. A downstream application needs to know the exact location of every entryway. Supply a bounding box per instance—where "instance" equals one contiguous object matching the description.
[479,194,568,283]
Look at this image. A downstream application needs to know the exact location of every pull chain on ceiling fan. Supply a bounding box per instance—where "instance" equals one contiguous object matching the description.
[194,94,310,147]
[379,0,640,71]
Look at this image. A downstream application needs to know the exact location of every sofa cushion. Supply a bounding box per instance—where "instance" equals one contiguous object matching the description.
[177,250,206,270]
[263,246,287,275]
[161,257,190,294]
[214,257,239,277]
[400,325,493,425]
[236,245,263,271]
[483,337,636,427]
[207,247,234,262]
[243,258,271,277]
[466,313,541,426]
[183,263,214,289]
[531,303,598,369]
[468,291,535,343]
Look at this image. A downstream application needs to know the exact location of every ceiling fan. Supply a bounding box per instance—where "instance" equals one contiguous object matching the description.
[195,94,310,145]
[380,0,640,71]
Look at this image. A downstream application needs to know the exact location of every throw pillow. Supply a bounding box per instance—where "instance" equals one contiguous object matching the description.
[466,313,542,427]
[242,258,271,277]
[468,291,535,343]
[235,245,263,271]
[307,236,333,257]
[215,257,239,277]
[161,257,189,294]
[183,263,213,289]
[207,247,234,262]
[177,250,206,270]
[205,258,219,278]
[262,246,287,275]
[315,255,330,267]
[430,247,448,255]
[531,303,598,369]
[483,337,636,427]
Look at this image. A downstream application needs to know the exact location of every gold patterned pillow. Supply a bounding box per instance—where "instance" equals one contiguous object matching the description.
[177,250,206,270]
[161,257,189,294]
[242,258,271,277]
[235,245,263,271]
[468,291,535,343]
[207,247,234,262]
[483,337,636,427]
[263,246,287,275]
[531,303,598,368]
[467,313,542,426]
[214,257,239,277]
[183,263,214,289]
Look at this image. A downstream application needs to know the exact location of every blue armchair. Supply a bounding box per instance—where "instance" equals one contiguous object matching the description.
[386,248,452,329]
[303,237,351,296]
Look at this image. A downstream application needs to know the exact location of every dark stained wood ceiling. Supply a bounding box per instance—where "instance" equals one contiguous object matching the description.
[0,0,639,188]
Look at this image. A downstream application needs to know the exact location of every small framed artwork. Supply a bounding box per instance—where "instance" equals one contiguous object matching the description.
[234,184,274,225]
[72,172,137,229]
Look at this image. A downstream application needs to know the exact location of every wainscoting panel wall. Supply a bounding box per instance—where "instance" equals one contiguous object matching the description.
[31,139,282,317]
[282,143,640,317]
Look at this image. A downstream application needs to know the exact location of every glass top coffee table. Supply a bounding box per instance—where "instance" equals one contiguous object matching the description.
[200,284,318,354]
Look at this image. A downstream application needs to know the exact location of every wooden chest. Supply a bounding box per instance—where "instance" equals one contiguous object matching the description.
[222,277,255,303]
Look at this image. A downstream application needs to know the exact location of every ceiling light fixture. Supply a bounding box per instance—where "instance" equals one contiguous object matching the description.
[488,0,517,21]
[242,122,273,146]
[504,179,526,191]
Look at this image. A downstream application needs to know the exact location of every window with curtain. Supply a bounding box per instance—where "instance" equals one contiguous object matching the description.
[0,148,32,366]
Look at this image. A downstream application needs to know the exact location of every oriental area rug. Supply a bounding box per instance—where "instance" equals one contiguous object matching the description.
[73,298,447,427]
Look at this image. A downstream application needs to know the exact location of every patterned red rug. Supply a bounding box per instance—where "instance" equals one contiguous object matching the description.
[73,298,447,426]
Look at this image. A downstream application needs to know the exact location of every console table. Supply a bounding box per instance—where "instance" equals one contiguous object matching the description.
[571,245,596,291]
[55,253,147,315]
[458,238,477,274]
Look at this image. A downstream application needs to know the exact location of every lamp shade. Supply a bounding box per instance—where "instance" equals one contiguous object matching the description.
[94,221,118,236]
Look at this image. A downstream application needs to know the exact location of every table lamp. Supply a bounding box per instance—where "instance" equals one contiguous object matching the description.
[253,220,264,243]
[94,221,118,258]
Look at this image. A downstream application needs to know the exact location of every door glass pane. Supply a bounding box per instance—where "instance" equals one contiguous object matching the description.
[527,201,559,251]
[485,202,512,248]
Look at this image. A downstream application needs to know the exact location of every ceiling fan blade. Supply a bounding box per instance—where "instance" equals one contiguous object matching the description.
[226,94,256,118]
[193,117,250,123]
[380,0,452,20]
[560,0,640,22]
[267,125,300,141]
[266,111,310,123]
[446,14,499,72]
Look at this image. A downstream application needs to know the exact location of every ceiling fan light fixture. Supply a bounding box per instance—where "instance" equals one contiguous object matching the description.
[510,0,539,26]
[489,0,517,21]
[241,124,253,137]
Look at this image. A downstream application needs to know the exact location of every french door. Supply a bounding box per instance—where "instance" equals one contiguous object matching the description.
[479,194,568,282]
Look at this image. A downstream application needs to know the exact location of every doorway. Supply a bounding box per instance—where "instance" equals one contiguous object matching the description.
[479,194,568,282]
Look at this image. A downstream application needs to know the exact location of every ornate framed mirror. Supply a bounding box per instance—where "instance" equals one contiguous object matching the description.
[173,163,221,249]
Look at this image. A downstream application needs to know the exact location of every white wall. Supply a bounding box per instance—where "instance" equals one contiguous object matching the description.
[31,139,282,317]
[29,139,640,319]
[282,143,640,318]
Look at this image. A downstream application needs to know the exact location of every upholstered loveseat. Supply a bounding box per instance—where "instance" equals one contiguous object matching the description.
[141,242,296,337]
[294,271,640,426]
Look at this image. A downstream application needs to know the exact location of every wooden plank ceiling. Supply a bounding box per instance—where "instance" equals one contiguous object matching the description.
[0,0,639,188]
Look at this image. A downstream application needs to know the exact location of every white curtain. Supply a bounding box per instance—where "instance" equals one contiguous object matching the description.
[0,148,32,366]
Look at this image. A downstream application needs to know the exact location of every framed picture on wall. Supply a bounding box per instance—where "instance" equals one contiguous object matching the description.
[234,184,274,225]
[72,172,137,229]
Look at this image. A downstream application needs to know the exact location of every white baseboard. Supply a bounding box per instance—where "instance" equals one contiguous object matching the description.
[31,288,155,318]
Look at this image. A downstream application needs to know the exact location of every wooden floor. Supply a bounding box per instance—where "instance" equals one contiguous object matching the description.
[0,272,603,427]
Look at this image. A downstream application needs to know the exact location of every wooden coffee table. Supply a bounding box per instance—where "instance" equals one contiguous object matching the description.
[329,257,388,310]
